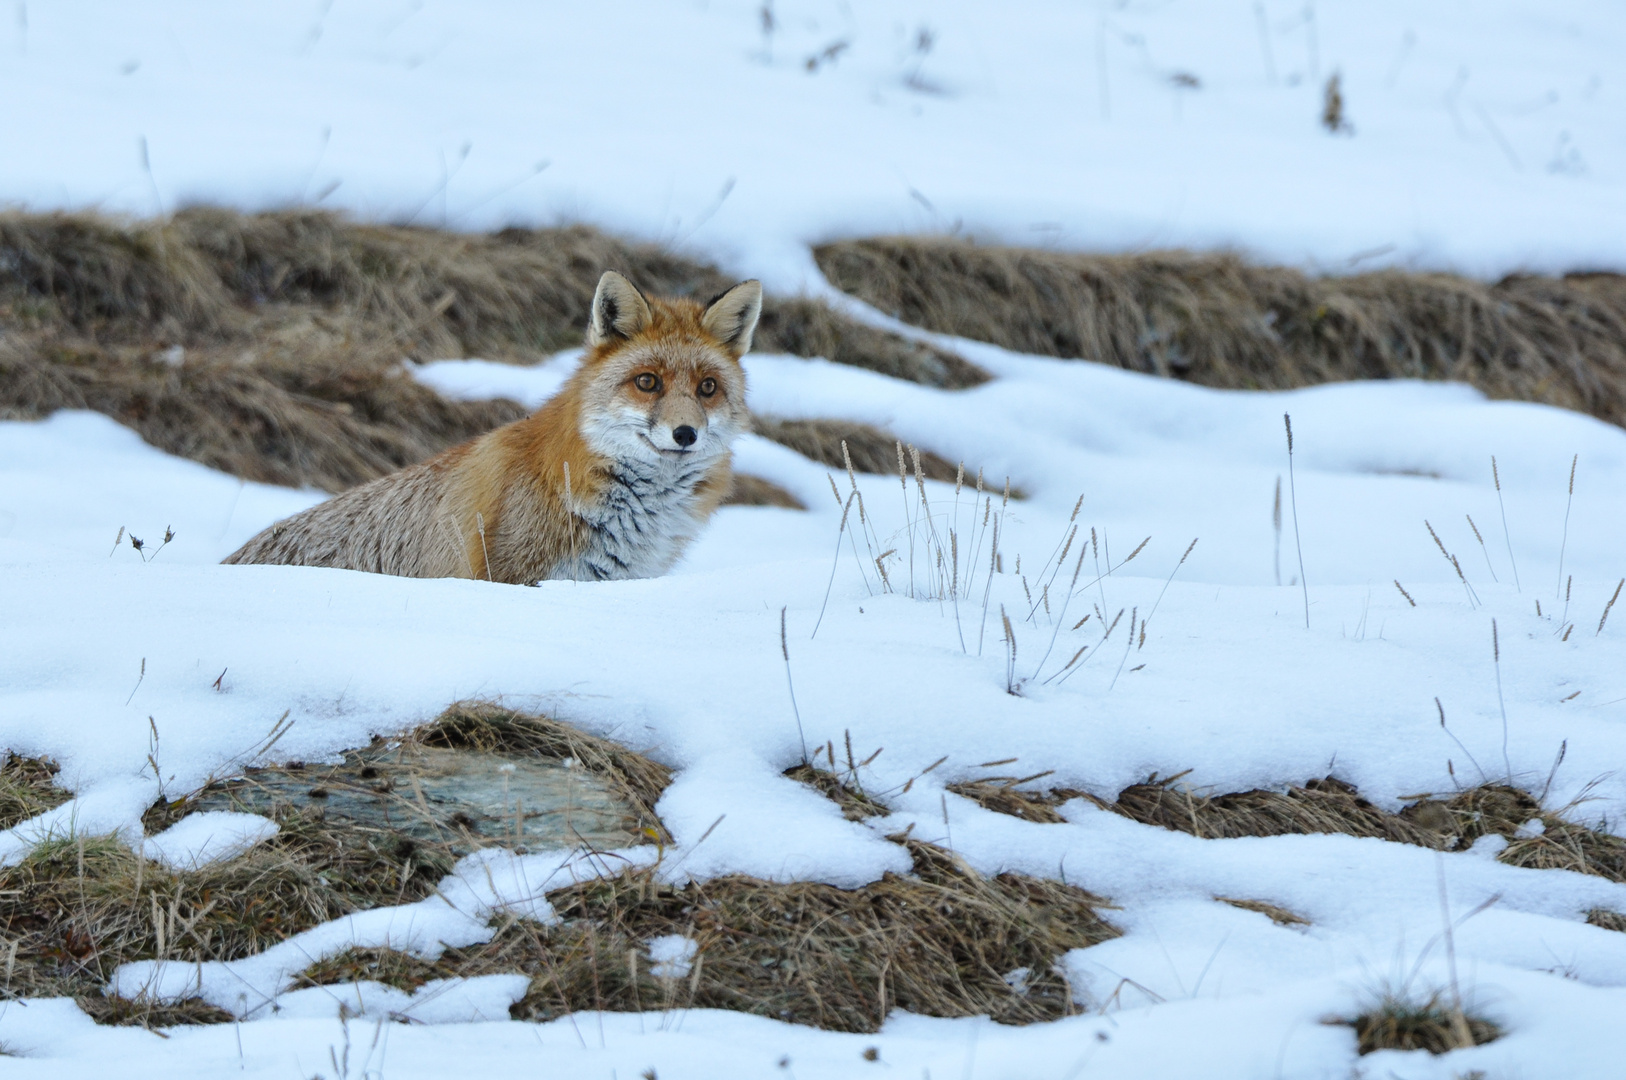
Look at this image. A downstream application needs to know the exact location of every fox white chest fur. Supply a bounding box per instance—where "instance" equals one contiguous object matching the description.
[558,453,717,580]
[223,271,762,584]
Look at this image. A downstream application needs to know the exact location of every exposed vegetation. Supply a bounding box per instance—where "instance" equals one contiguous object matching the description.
[817,236,1626,428]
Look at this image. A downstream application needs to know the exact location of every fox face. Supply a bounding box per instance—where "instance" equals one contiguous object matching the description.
[576,272,759,468]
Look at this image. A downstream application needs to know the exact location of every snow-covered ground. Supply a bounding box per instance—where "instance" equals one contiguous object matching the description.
[2,1,1624,287]
[5,1,1626,1077]
[4,335,1626,1077]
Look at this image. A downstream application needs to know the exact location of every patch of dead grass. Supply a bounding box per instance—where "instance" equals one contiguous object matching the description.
[783,763,890,821]
[1217,897,1309,927]
[1587,909,1626,932]
[953,770,1626,887]
[0,752,68,830]
[0,210,985,496]
[426,838,1115,1032]
[751,415,970,485]
[817,237,1626,428]
[4,704,668,1027]
[1339,987,1501,1055]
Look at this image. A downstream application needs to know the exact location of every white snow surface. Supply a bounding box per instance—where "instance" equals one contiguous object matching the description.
[2,1,1625,287]
[4,1,1626,1076]
[3,334,1626,1076]
[138,810,279,871]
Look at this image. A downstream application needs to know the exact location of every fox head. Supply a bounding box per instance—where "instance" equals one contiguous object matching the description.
[575,270,760,468]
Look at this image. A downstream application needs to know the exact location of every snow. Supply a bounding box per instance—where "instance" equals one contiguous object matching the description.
[4,1,1626,1076]
[647,935,701,980]
[2,2,1624,291]
[108,845,654,1019]
[139,810,279,870]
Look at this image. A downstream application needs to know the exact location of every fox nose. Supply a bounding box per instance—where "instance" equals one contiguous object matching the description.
[672,425,698,448]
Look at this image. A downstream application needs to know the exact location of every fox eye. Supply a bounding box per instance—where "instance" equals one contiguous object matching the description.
[633,372,660,392]
[697,376,718,397]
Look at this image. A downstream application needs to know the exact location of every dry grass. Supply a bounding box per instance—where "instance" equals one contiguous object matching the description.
[1587,909,1626,932]
[0,820,452,1027]
[1216,897,1310,927]
[1340,988,1501,1055]
[783,763,890,821]
[421,838,1115,1032]
[752,415,964,483]
[0,752,68,830]
[953,771,1626,887]
[817,237,1626,427]
[726,473,806,509]
[0,210,984,493]
[2,704,668,1027]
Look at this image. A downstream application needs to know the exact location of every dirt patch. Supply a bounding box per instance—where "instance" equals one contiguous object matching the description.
[816,237,1626,428]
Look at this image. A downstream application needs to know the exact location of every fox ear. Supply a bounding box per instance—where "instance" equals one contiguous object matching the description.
[588,271,654,346]
[701,280,763,358]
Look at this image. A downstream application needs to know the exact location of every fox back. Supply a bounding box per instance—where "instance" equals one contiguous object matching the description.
[223,271,762,584]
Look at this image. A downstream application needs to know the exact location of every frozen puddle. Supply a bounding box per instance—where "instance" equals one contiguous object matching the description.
[192,743,641,852]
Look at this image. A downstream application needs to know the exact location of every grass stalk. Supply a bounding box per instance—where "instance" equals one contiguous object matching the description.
[1557,454,1576,600]
[1491,456,1521,593]
[1284,413,1308,627]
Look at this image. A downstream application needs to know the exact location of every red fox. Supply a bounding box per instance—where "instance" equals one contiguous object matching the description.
[223,271,762,584]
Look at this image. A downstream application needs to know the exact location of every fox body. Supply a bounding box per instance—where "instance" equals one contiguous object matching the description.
[223,271,762,584]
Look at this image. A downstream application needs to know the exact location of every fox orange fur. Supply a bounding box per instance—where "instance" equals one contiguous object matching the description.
[223,271,762,584]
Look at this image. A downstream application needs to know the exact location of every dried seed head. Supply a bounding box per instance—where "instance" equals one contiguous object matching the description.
[1393,580,1416,607]
[1492,455,1502,491]
[1283,413,1294,453]
[955,462,965,495]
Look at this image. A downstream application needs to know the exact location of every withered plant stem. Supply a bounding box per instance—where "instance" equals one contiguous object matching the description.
[1284,414,1308,628]
[1491,456,1522,593]
[780,608,808,765]
[1557,453,1576,600]
[1492,619,1512,784]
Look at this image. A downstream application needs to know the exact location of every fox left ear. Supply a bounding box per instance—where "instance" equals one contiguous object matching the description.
[701,280,763,358]
[589,271,654,346]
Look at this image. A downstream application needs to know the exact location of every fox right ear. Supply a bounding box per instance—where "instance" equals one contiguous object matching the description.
[588,271,653,346]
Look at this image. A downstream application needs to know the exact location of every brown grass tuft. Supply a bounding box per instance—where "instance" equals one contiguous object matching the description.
[1341,988,1500,1055]
[0,752,68,830]
[1217,897,1309,927]
[784,763,889,821]
[947,780,1067,825]
[726,473,807,509]
[430,838,1115,1032]
[1587,909,1626,933]
[816,237,1626,427]
[752,415,964,483]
